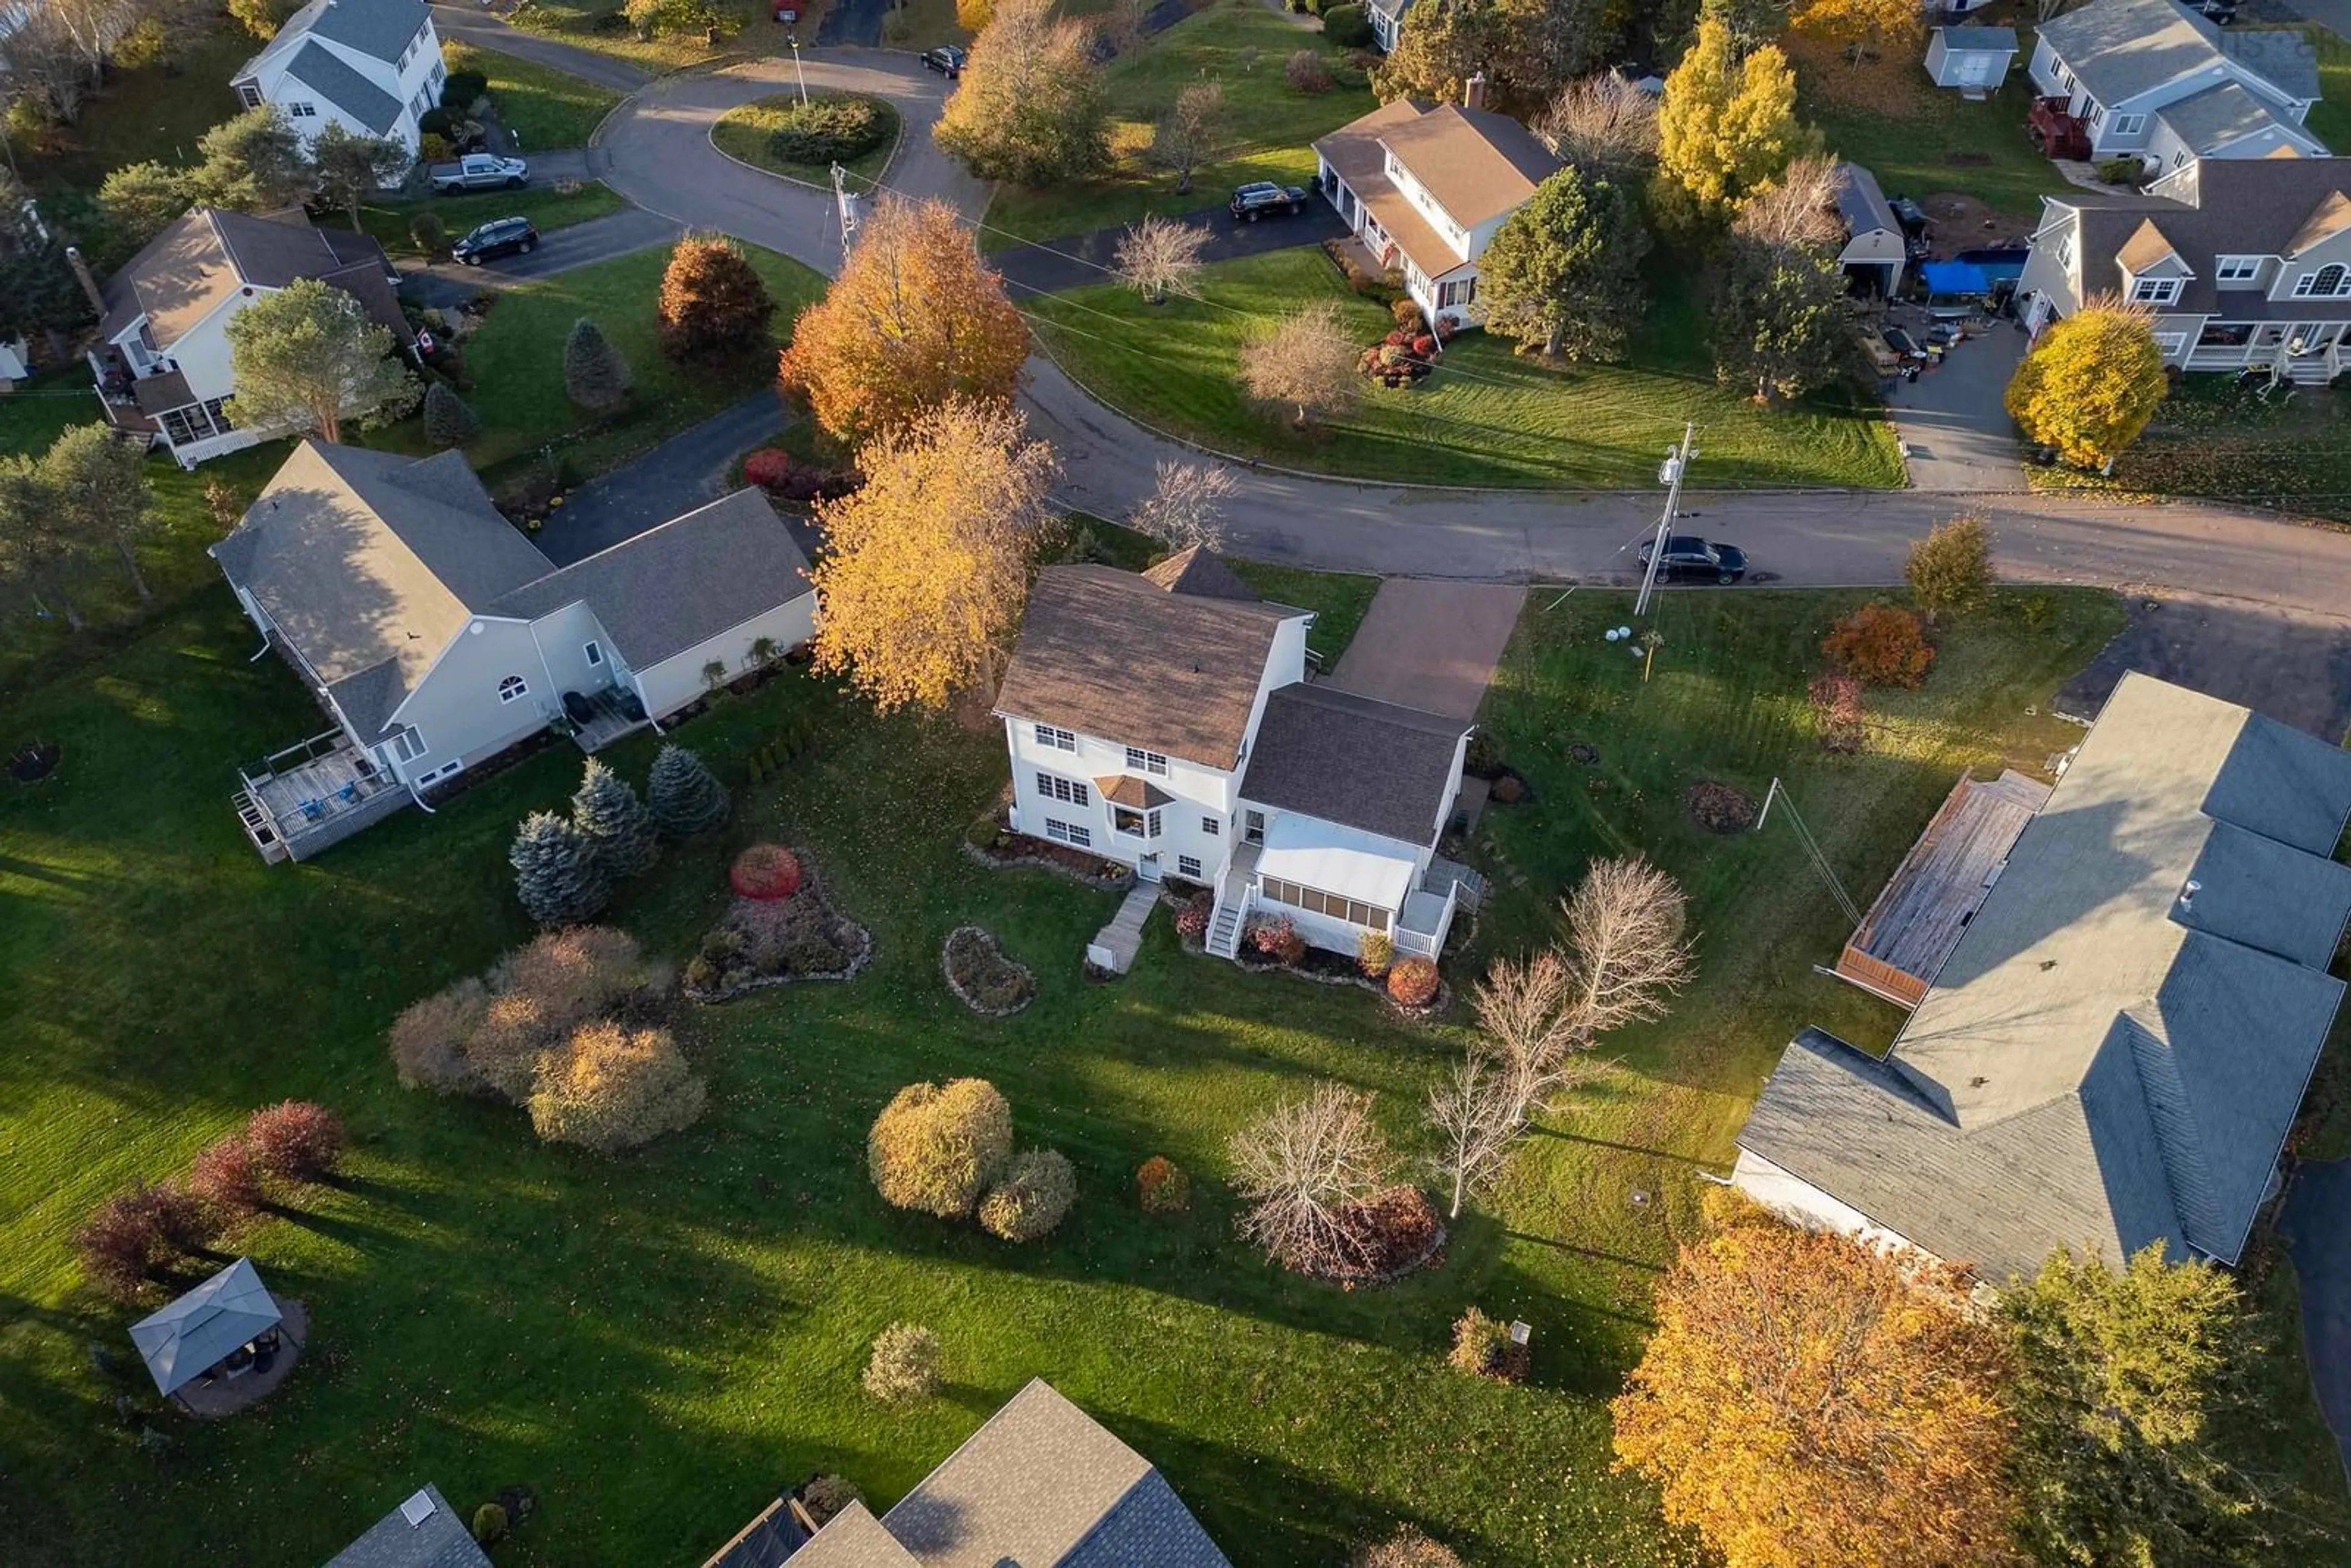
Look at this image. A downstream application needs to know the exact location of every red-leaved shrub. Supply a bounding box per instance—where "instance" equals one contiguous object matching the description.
[1807,673,1865,753]
[1823,603,1934,689]
[1411,334,1436,356]
[1174,891,1212,940]
[245,1101,345,1184]
[1137,1154,1191,1214]
[72,1182,215,1300]
[1387,955,1439,1007]
[743,448,796,490]
[730,843,804,900]
[1248,914,1305,966]
[188,1135,267,1219]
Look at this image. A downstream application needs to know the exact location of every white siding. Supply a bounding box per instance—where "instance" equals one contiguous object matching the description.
[1007,719,1239,879]
[379,617,553,784]
[1730,1148,1932,1260]
[631,591,819,720]
[247,13,443,156]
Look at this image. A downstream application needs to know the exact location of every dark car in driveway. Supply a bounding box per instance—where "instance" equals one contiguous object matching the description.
[452,217,539,266]
[1638,535,1748,584]
[1229,181,1307,220]
[921,45,966,75]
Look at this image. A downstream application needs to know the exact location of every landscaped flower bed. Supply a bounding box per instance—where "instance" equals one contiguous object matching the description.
[963,812,1133,890]
[686,852,872,1002]
[1159,896,1457,1016]
[941,926,1036,1018]
[1309,1185,1445,1287]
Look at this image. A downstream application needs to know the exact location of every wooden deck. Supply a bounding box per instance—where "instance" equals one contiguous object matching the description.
[1835,770,2050,1007]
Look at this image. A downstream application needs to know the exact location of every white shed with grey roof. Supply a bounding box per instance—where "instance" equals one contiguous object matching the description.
[1925,25,2017,93]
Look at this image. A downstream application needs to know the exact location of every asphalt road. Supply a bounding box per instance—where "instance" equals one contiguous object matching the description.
[428,2,651,91]
[399,206,684,304]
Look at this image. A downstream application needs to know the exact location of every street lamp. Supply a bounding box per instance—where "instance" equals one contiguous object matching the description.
[787,32,809,106]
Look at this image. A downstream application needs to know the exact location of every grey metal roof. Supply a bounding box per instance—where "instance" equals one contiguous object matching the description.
[1832,162,1898,240]
[325,1485,493,1568]
[489,489,812,672]
[128,1257,282,1397]
[1936,24,2017,51]
[1238,683,1467,846]
[2154,80,2291,154]
[285,38,405,133]
[244,0,429,76]
[1739,673,2351,1280]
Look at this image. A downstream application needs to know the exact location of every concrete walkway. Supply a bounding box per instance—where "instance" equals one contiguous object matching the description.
[1329,580,1527,721]
[534,392,795,565]
[1088,883,1160,974]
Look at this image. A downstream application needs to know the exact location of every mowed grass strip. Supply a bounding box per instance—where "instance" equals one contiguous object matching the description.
[1026,247,1904,489]
[443,40,628,149]
[979,6,1374,249]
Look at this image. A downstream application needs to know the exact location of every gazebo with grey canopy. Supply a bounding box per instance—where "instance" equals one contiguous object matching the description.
[129,1257,286,1403]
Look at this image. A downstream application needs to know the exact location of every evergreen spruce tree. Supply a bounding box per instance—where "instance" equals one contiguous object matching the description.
[563,317,634,415]
[571,758,661,879]
[510,811,613,926]
[421,381,481,448]
[647,744,730,839]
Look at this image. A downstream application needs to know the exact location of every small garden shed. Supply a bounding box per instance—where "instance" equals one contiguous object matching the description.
[1926,26,2019,94]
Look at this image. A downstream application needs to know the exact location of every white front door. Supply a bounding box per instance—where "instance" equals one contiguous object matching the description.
[1138,853,1162,883]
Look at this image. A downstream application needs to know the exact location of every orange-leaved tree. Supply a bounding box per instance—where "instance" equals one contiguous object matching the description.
[1612,1219,2019,1568]
[809,397,1058,711]
[1787,0,1922,66]
[656,233,776,367]
[2004,295,2168,472]
[778,195,1030,444]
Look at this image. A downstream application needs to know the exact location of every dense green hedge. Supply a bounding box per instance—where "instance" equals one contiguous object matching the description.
[768,96,893,167]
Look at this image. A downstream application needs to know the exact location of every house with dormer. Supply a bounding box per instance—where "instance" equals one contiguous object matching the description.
[2027,0,2324,168]
[2016,156,2351,382]
[233,0,446,156]
[1733,675,2351,1284]
[1311,78,1560,329]
[994,548,1480,962]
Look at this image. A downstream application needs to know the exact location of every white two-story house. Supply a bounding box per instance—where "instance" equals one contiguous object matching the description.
[212,440,818,863]
[1311,77,1561,330]
[232,0,446,156]
[995,547,1481,962]
[2028,0,2323,171]
[2017,156,2351,383]
[84,206,413,467]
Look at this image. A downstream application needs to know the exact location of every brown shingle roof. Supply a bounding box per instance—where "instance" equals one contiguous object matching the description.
[98,208,408,348]
[1141,545,1256,600]
[996,566,1299,770]
[2115,217,2178,273]
[1238,683,1468,844]
[1313,99,1564,281]
[1095,775,1175,809]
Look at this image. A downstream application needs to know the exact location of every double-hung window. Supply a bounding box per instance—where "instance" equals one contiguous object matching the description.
[1034,723,1076,752]
[1124,746,1169,776]
[1178,855,1203,879]
[585,640,604,667]
[2214,256,2259,284]
[289,101,317,118]
[389,729,428,763]
[1043,818,1091,848]
[2112,113,2144,136]
[1035,772,1090,807]
[1201,815,1221,837]
[2129,277,2180,306]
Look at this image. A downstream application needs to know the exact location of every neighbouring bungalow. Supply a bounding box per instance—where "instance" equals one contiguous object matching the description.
[234,0,446,157]
[77,206,411,467]
[1311,75,1561,330]
[2027,0,2324,167]
[1734,673,2351,1285]
[212,441,816,863]
[2016,155,2351,382]
[994,547,1483,963]
[324,1484,492,1568]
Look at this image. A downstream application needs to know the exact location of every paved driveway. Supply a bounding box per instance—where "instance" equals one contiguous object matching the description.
[1884,324,2030,492]
[2055,590,2351,741]
[2283,1161,2351,1483]
[397,207,684,306]
[534,393,795,565]
[1329,579,1527,720]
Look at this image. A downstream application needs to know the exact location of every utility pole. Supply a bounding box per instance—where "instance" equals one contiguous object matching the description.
[1633,422,1697,620]
[831,162,859,253]
[787,32,809,105]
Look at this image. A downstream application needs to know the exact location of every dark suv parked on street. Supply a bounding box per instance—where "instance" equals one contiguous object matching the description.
[452,217,540,266]
[1229,181,1308,221]
[921,45,966,75]
[1637,535,1749,584]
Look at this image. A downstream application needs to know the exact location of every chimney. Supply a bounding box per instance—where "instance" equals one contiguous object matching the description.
[64,245,105,317]
[1463,71,1487,111]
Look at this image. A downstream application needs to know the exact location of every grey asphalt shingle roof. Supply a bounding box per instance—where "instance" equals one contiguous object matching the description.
[1833,162,1897,239]
[1739,673,2351,1281]
[2153,79,2309,154]
[1239,684,1467,846]
[2047,158,2351,315]
[324,1485,492,1568]
[490,489,812,671]
[284,37,405,133]
[2037,0,2314,105]
[242,0,429,77]
[1937,24,2017,51]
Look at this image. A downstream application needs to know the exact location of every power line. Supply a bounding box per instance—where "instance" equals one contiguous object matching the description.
[1757,777,1861,927]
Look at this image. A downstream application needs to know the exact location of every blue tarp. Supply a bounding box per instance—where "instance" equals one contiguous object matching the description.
[1921,261,1992,296]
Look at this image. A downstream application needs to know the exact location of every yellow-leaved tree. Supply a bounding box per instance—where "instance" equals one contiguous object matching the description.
[2005,298,2169,472]
[1658,19,1807,210]
[778,195,1030,445]
[1611,1215,2020,1568]
[1788,0,1924,67]
[811,399,1059,712]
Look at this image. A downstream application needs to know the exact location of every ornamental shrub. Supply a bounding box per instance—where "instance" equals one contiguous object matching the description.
[421,382,480,448]
[1286,48,1333,93]
[188,1135,266,1219]
[471,1503,507,1546]
[868,1079,1014,1218]
[563,317,634,415]
[1389,296,1423,329]
[1137,1154,1190,1214]
[801,1474,863,1525]
[1174,890,1212,940]
[410,211,449,258]
[73,1184,211,1300]
[1823,602,1935,689]
[863,1321,942,1403]
[767,95,892,165]
[390,977,491,1093]
[978,1148,1076,1242]
[245,1101,345,1184]
[511,810,613,926]
[730,843,804,900]
[1352,1528,1466,1568]
[1248,913,1303,966]
[1358,929,1394,978]
[527,1021,707,1155]
[648,744,730,838]
[742,446,795,490]
[440,69,489,110]
[658,233,776,367]
[1448,1305,1512,1377]
[1322,3,1373,47]
[1387,955,1439,1007]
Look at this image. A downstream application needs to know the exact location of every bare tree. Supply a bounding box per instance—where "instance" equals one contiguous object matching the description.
[1425,1054,1520,1219]
[1128,459,1239,550]
[1112,214,1212,305]
[1560,855,1697,1036]
[1229,1082,1391,1275]
[1240,301,1362,428]
[1472,947,1595,1119]
[1537,73,1660,182]
[1146,80,1223,195]
[1731,156,1842,250]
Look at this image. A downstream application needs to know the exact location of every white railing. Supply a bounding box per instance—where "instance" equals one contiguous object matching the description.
[1394,880,1460,959]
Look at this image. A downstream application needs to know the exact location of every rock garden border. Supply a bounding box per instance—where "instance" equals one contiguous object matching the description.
[964,812,1136,892]
[940,926,1037,1019]
[684,850,875,1004]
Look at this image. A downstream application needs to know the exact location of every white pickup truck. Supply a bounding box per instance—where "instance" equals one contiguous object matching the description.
[429,153,529,194]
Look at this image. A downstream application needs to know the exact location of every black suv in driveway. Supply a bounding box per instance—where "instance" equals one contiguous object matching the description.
[921,45,966,75]
[1638,535,1749,584]
[452,217,539,266]
[1229,181,1308,221]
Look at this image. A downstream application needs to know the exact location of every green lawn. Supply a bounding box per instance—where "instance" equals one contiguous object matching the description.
[980,6,1373,249]
[444,41,628,149]
[1794,43,2071,220]
[1026,247,1905,489]
[13,21,256,189]
[2294,26,2351,152]
[710,93,902,190]
[14,569,2297,1566]
[2026,375,2351,523]
[506,0,784,71]
[353,181,628,259]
